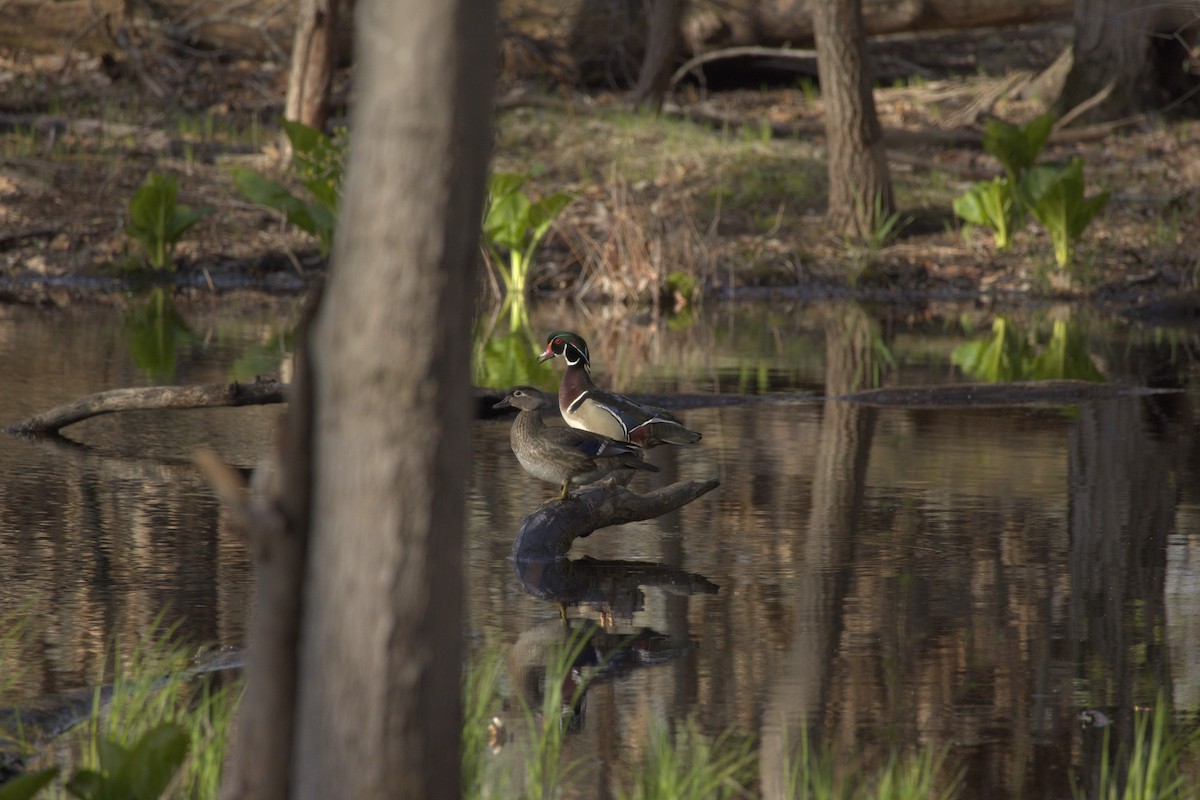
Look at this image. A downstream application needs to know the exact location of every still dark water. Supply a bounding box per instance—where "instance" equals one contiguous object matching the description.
[1,299,1198,798]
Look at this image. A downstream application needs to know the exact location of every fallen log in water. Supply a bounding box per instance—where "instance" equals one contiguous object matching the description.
[5,379,287,436]
[836,380,1183,408]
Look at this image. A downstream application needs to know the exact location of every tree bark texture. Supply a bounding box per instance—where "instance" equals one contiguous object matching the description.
[632,0,686,110]
[283,0,339,133]
[290,0,496,798]
[1057,0,1200,122]
[811,0,894,238]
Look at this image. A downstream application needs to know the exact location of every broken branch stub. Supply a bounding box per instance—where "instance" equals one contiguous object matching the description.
[512,477,721,562]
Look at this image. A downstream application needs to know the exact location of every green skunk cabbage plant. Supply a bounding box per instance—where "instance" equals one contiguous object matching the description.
[232,120,344,256]
[67,723,189,800]
[1020,158,1110,268]
[125,173,213,271]
[952,176,1023,250]
[483,173,572,299]
[983,112,1054,180]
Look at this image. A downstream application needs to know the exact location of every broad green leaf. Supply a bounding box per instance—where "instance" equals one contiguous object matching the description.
[1027,159,1109,267]
[953,177,1022,250]
[231,166,335,255]
[0,768,59,800]
[96,737,130,779]
[64,769,103,800]
[1016,164,1063,210]
[482,172,573,297]
[952,187,989,226]
[123,723,189,800]
[282,119,343,210]
[983,113,1054,179]
[165,203,213,243]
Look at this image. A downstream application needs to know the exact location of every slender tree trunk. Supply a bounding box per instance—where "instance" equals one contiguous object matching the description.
[289,0,496,798]
[1056,0,1197,122]
[811,0,893,238]
[632,0,686,110]
[281,0,338,164]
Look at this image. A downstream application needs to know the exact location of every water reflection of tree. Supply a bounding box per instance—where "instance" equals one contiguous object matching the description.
[1069,373,1192,794]
[760,303,879,798]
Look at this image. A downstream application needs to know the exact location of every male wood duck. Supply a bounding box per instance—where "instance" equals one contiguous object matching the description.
[493,386,659,500]
[536,331,701,448]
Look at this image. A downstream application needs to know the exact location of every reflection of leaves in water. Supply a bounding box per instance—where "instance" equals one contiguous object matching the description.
[953,317,1103,383]
[230,331,294,382]
[1029,320,1104,382]
[125,289,192,381]
[473,327,555,390]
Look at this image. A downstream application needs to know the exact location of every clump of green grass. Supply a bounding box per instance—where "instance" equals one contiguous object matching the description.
[780,726,962,800]
[619,718,755,800]
[70,624,238,800]
[1078,696,1200,800]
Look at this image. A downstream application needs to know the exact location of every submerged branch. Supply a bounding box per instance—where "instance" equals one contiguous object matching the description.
[6,379,287,436]
[512,477,721,562]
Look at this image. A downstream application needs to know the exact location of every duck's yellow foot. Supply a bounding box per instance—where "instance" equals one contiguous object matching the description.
[558,481,570,501]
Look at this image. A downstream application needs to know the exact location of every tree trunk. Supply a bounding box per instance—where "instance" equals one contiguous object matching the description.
[1055,0,1199,122]
[811,0,893,238]
[632,0,686,110]
[274,0,493,798]
[283,0,339,135]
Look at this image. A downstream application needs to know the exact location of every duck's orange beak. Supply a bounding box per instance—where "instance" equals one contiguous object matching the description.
[536,344,556,363]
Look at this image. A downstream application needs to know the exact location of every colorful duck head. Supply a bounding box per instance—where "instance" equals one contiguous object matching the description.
[537,331,590,369]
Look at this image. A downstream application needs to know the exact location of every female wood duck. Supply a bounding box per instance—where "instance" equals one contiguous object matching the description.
[493,386,659,500]
[536,331,701,448]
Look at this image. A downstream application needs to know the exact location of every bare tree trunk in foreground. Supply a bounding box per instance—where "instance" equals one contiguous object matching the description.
[290,0,496,794]
[218,0,497,797]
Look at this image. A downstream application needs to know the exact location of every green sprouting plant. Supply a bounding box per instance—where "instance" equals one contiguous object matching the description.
[0,769,58,800]
[231,120,345,256]
[65,723,189,800]
[954,114,1108,267]
[983,113,1054,181]
[952,176,1022,251]
[483,173,572,303]
[1020,158,1111,268]
[125,173,213,271]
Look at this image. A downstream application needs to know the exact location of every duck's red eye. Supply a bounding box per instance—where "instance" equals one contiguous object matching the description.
[554,337,562,345]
